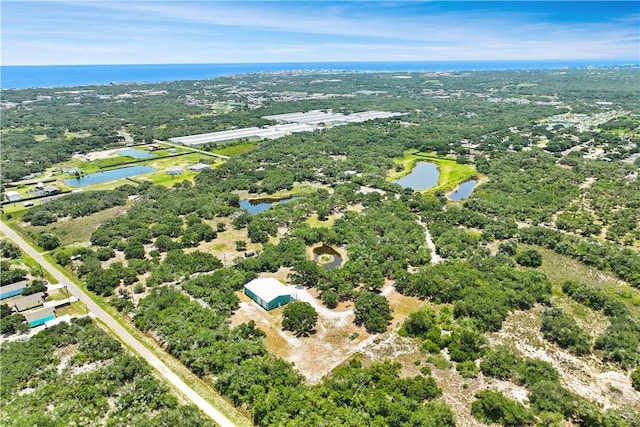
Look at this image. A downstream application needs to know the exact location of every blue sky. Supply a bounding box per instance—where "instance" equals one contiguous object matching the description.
[2,1,639,65]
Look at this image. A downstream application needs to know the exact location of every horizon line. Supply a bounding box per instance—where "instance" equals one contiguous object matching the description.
[3,58,639,68]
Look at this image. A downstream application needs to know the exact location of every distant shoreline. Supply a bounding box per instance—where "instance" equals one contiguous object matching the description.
[2,59,637,90]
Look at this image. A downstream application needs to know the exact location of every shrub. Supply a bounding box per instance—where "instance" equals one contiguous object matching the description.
[456,360,480,379]
[480,345,522,380]
[471,390,534,426]
[515,249,542,267]
[631,367,640,391]
[541,307,592,355]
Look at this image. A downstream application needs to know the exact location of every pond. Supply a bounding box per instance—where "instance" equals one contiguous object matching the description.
[117,148,157,159]
[393,162,440,191]
[64,165,155,187]
[448,179,477,201]
[240,196,298,215]
[312,246,344,270]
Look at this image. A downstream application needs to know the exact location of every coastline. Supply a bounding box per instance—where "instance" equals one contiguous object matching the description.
[2,59,637,90]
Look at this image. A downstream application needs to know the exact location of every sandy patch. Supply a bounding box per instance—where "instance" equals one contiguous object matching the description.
[488,308,640,411]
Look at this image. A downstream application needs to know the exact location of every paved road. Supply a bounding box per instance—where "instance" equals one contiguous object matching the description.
[0,220,239,427]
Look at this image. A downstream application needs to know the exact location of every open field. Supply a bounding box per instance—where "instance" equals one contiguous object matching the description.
[22,205,129,247]
[210,142,259,157]
[388,151,478,193]
[532,245,640,318]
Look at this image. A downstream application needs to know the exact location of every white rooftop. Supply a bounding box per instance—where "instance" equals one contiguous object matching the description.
[44,314,72,328]
[169,109,403,147]
[244,278,294,303]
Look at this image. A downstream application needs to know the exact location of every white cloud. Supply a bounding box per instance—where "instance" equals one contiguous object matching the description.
[1,1,638,64]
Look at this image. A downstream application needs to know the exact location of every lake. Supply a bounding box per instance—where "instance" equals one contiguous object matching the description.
[64,165,155,187]
[448,180,477,201]
[240,196,298,215]
[312,246,344,270]
[393,162,440,191]
[118,148,156,159]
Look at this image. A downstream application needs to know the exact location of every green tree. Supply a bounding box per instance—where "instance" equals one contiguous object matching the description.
[354,291,392,333]
[282,301,318,336]
[124,241,146,260]
[0,240,21,259]
[515,249,543,267]
[96,246,115,261]
[38,233,60,250]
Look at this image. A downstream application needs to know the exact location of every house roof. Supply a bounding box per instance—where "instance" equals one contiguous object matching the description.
[23,306,55,323]
[13,292,45,311]
[244,278,294,303]
[189,163,211,171]
[0,280,29,294]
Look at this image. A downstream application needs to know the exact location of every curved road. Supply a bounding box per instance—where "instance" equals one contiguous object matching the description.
[0,221,239,427]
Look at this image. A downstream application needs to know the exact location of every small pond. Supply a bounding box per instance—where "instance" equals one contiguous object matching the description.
[64,165,155,187]
[117,148,157,159]
[448,180,477,201]
[393,162,440,191]
[240,196,298,215]
[312,246,344,270]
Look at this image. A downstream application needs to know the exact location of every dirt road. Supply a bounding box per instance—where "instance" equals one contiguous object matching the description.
[0,220,242,427]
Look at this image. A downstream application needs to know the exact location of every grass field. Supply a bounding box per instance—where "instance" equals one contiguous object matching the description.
[532,245,640,319]
[22,205,129,246]
[388,151,478,194]
[210,142,259,157]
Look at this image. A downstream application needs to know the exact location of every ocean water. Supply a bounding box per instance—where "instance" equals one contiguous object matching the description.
[1,60,634,90]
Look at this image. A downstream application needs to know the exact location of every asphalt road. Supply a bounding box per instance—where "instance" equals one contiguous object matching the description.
[0,220,239,427]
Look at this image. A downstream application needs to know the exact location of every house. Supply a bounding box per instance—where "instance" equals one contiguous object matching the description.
[188,163,211,172]
[165,166,183,176]
[43,185,61,195]
[0,280,29,300]
[24,307,56,328]
[5,191,21,202]
[243,278,296,311]
[13,292,45,312]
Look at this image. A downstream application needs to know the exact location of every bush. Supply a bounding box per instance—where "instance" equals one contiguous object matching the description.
[471,390,534,426]
[631,367,640,391]
[480,345,522,380]
[541,307,592,355]
[402,308,439,339]
[517,359,559,386]
[456,360,480,379]
[37,233,60,250]
[515,249,542,267]
[528,380,577,418]
[447,327,488,362]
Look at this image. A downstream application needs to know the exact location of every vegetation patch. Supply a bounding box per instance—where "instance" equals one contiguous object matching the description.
[210,141,259,156]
